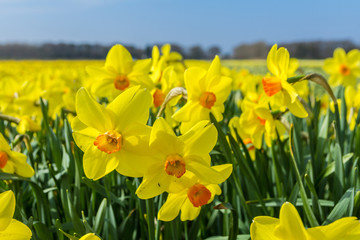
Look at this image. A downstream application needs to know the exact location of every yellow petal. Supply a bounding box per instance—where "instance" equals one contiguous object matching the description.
[0,191,15,231]
[334,48,346,63]
[75,88,113,132]
[83,146,119,180]
[105,44,133,74]
[180,198,201,221]
[274,202,307,240]
[172,101,198,122]
[0,219,32,240]
[267,44,279,76]
[0,133,11,152]
[79,233,101,240]
[106,86,152,131]
[206,56,221,83]
[250,216,279,240]
[149,118,182,154]
[180,120,217,157]
[71,117,99,152]
[158,190,187,221]
[184,67,207,100]
[135,164,169,199]
[286,97,308,118]
[186,157,227,184]
[115,149,154,178]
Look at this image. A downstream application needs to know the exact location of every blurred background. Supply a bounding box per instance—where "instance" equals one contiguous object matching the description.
[0,0,359,59]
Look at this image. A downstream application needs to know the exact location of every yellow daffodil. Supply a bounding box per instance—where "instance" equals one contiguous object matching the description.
[86,44,154,100]
[239,105,286,148]
[136,118,230,199]
[0,190,32,239]
[345,85,360,130]
[323,48,360,87]
[262,44,308,118]
[0,133,34,178]
[71,86,154,180]
[158,164,232,221]
[172,56,232,133]
[79,233,101,240]
[150,44,183,84]
[251,202,360,240]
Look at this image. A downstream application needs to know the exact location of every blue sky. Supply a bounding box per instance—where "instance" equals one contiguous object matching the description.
[0,0,359,54]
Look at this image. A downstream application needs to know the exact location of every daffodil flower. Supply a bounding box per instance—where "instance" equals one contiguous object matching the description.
[323,48,360,87]
[172,56,232,133]
[251,201,360,240]
[135,118,230,199]
[71,86,154,180]
[86,44,154,100]
[157,164,232,221]
[239,106,286,148]
[262,44,308,118]
[0,190,32,239]
[0,133,34,178]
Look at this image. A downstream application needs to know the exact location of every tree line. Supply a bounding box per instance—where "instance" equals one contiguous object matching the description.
[0,40,358,60]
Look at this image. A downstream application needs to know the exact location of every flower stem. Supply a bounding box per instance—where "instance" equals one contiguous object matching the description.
[146,198,155,240]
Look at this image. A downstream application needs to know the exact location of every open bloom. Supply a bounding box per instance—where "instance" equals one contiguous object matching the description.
[172,56,232,133]
[0,133,34,178]
[0,190,32,239]
[136,118,230,199]
[71,86,153,180]
[158,164,232,221]
[86,44,154,100]
[323,48,360,87]
[262,44,308,118]
[251,202,360,240]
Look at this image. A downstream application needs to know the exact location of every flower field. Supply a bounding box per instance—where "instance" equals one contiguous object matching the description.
[0,44,360,239]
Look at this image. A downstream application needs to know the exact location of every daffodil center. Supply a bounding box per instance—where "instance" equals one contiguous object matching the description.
[257,116,266,125]
[0,151,8,169]
[262,77,282,97]
[200,92,216,109]
[94,130,122,154]
[187,183,211,207]
[153,88,165,108]
[339,64,350,76]
[114,75,130,90]
[164,154,186,178]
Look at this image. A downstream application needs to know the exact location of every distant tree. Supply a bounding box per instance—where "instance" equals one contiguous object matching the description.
[233,41,268,59]
[207,46,221,59]
[188,45,206,59]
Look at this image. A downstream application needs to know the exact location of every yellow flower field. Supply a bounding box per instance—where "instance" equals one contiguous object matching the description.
[0,44,360,240]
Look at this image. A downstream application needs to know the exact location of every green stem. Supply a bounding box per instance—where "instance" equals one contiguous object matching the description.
[146,198,155,240]
[289,125,319,227]
[334,103,344,154]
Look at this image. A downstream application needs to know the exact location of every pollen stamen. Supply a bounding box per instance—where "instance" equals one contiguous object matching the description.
[114,75,130,90]
[199,92,216,109]
[164,154,186,178]
[0,151,8,169]
[94,130,122,154]
[187,183,211,207]
[262,77,282,97]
